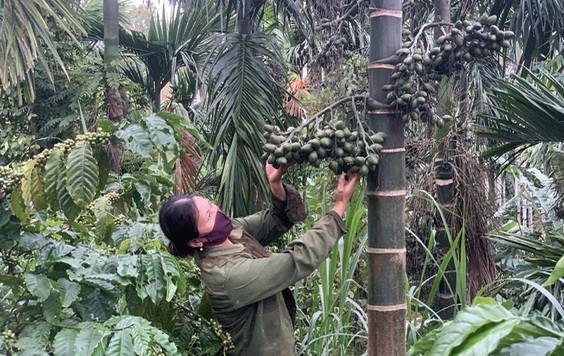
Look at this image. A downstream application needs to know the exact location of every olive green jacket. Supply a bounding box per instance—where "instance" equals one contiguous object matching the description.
[195,185,347,356]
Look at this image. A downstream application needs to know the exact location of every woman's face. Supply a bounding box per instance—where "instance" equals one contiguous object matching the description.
[192,196,219,236]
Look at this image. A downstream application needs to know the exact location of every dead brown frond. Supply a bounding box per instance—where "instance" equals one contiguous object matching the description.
[106,139,123,174]
[105,86,125,122]
[450,150,498,299]
[284,74,310,118]
[174,129,201,195]
[406,134,498,301]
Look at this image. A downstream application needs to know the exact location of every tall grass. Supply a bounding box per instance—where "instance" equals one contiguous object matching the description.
[296,176,368,355]
[405,191,469,347]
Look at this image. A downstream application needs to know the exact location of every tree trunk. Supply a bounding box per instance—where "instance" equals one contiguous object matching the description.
[103,0,119,65]
[103,0,124,172]
[238,0,252,35]
[367,1,405,355]
[432,0,455,319]
[104,0,124,121]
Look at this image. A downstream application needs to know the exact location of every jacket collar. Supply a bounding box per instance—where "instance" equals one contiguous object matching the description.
[197,227,245,258]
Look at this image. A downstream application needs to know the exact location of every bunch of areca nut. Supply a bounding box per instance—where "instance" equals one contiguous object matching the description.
[261,120,386,176]
[383,14,514,127]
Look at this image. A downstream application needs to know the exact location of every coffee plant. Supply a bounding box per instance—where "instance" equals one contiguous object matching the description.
[0,112,230,355]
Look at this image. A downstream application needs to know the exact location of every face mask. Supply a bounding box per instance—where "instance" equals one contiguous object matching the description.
[201,210,233,248]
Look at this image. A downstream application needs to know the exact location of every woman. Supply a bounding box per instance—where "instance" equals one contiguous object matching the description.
[159,163,360,355]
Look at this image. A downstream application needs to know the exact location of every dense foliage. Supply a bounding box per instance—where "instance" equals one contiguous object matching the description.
[0,0,563,355]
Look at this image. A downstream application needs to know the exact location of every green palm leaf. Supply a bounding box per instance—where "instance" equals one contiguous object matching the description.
[206,33,290,216]
[479,71,564,157]
[0,0,84,103]
[117,1,220,110]
[489,0,564,67]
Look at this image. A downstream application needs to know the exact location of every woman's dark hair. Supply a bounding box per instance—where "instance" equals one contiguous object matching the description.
[159,195,200,258]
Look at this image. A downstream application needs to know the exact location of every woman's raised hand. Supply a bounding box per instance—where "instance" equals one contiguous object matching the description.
[266,161,296,201]
[331,173,360,217]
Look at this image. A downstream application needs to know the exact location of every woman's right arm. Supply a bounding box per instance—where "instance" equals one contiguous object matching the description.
[221,174,359,312]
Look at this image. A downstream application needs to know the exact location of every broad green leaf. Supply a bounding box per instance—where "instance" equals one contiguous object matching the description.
[141,253,166,303]
[43,292,63,323]
[19,350,49,356]
[84,273,130,286]
[116,254,138,278]
[499,336,561,356]
[54,329,79,356]
[0,275,24,289]
[452,319,520,355]
[109,315,141,329]
[92,196,115,243]
[107,330,135,356]
[48,242,75,259]
[131,325,151,356]
[65,142,99,208]
[543,255,564,286]
[473,296,498,305]
[160,253,184,301]
[11,187,29,222]
[430,304,516,355]
[30,162,47,210]
[97,119,118,133]
[14,322,51,351]
[21,158,37,210]
[80,278,117,292]
[81,289,113,321]
[529,315,564,335]
[407,327,441,356]
[144,114,177,150]
[44,150,63,210]
[74,327,104,356]
[157,111,211,148]
[133,181,152,204]
[24,273,52,302]
[149,326,180,355]
[57,168,81,220]
[94,147,110,193]
[56,278,81,308]
[116,124,153,157]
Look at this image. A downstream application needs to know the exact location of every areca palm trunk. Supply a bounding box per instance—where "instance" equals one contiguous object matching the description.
[367,1,405,354]
[103,0,124,171]
[432,0,456,319]
[238,0,252,34]
[103,0,124,122]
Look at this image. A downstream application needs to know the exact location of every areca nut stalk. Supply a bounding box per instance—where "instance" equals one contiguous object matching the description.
[367,1,406,355]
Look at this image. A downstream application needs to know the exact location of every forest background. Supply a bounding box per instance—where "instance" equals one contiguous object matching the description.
[0,0,563,355]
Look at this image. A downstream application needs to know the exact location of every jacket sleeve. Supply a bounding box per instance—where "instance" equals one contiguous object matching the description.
[223,211,347,311]
[232,183,307,246]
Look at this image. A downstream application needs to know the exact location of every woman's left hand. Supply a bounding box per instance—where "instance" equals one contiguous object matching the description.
[266,161,294,184]
[266,161,294,201]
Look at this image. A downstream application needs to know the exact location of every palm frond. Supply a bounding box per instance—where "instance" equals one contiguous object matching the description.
[0,0,84,103]
[219,0,310,36]
[489,0,564,67]
[206,33,290,216]
[174,129,201,195]
[478,70,564,157]
[117,0,220,108]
